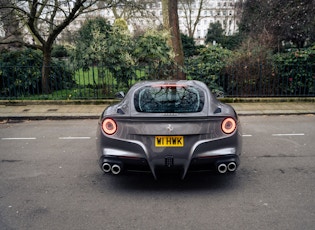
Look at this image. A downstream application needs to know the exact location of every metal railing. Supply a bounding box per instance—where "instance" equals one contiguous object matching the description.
[1,63,314,100]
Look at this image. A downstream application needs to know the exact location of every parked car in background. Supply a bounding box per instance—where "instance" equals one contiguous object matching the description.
[96,80,242,179]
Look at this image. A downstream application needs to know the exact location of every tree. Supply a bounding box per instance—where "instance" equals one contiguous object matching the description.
[96,0,162,38]
[272,0,315,48]
[134,29,176,79]
[179,0,239,39]
[272,47,315,95]
[205,21,225,45]
[134,29,174,66]
[74,17,175,83]
[104,19,136,88]
[178,0,204,38]
[0,0,23,50]
[238,0,315,50]
[0,48,74,97]
[74,17,136,88]
[0,0,132,93]
[181,33,198,57]
[108,0,155,21]
[186,45,232,93]
[205,21,242,50]
[73,17,112,69]
[162,0,185,79]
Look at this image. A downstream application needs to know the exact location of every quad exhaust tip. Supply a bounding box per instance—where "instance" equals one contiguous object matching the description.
[227,162,237,172]
[102,162,111,173]
[217,162,237,174]
[102,162,122,175]
[217,163,228,174]
[111,164,121,175]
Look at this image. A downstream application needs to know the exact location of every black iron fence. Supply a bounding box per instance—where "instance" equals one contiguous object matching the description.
[1,63,315,100]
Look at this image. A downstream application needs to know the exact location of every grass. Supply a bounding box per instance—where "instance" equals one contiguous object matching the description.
[1,66,157,100]
[74,66,117,86]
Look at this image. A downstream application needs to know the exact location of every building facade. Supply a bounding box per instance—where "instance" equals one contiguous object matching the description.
[57,0,240,45]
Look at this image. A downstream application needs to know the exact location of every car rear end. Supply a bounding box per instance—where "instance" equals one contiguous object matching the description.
[96,81,241,179]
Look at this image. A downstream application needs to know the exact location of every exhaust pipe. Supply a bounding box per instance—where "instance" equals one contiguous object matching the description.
[217,163,227,174]
[111,164,121,175]
[102,162,111,173]
[227,162,237,172]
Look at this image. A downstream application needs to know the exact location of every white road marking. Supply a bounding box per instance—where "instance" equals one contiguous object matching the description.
[58,137,91,140]
[1,137,37,140]
[1,133,306,141]
[272,133,305,136]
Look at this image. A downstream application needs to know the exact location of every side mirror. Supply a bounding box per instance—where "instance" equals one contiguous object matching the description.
[115,91,125,99]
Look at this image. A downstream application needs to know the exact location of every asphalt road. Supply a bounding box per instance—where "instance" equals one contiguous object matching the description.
[0,116,314,230]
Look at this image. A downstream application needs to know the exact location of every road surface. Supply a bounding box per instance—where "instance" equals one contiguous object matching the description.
[0,115,314,230]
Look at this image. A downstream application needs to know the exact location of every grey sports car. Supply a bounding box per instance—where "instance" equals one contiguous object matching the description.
[96,80,242,179]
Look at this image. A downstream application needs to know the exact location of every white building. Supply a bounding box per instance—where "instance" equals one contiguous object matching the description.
[57,0,240,45]
[178,0,240,44]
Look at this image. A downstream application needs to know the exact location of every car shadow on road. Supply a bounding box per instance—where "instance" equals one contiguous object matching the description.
[96,171,243,193]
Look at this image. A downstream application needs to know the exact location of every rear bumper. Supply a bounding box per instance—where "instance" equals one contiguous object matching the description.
[97,130,242,179]
[189,154,240,172]
[99,154,239,179]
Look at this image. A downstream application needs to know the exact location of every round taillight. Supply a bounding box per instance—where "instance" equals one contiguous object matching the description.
[102,118,117,135]
[221,117,236,134]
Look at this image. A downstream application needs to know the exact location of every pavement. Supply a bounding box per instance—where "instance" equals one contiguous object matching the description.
[0,99,315,120]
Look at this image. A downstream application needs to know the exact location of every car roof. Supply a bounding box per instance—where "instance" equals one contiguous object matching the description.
[129,80,209,92]
[103,80,235,117]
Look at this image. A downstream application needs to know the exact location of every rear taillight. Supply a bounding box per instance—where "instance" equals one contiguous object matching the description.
[102,118,117,135]
[221,117,236,134]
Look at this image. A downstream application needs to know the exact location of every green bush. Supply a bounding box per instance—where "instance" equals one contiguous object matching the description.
[52,45,69,58]
[181,33,199,57]
[222,37,275,96]
[0,49,75,98]
[185,45,232,95]
[134,29,175,80]
[272,47,315,95]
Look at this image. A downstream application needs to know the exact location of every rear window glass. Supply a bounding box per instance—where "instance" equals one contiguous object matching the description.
[134,85,205,113]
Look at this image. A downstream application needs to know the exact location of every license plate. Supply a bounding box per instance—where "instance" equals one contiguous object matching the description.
[155,136,184,147]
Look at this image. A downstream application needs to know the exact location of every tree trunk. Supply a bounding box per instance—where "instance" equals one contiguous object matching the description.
[168,0,185,79]
[162,0,170,29]
[42,46,52,94]
[162,0,185,80]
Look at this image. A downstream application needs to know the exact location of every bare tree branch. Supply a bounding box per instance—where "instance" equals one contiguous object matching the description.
[0,0,133,93]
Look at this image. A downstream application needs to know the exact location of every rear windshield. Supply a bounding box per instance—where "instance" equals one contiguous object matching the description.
[134,85,205,113]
